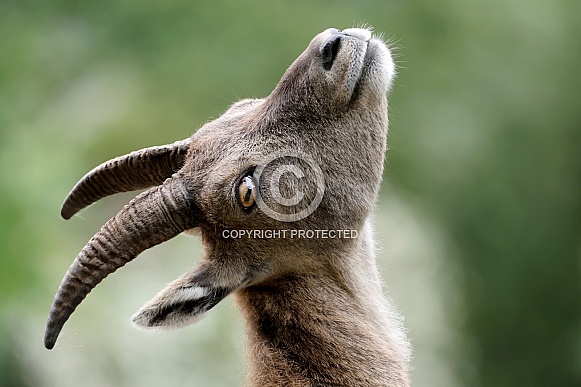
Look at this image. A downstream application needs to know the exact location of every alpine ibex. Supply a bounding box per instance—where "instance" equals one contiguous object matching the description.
[45,27,411,386]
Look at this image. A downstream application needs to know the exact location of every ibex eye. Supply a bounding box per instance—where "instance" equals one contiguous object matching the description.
[238,176,256,209]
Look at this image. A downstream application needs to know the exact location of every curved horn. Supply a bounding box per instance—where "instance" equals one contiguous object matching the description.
[61,139,191,219]
[45,176,199,349]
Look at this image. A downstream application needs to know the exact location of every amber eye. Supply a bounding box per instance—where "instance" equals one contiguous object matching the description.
[238,176,256,209]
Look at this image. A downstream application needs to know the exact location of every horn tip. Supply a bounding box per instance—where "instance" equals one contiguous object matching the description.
[44,329,58,350]
[44,310,66,350]
[60,204,75,220]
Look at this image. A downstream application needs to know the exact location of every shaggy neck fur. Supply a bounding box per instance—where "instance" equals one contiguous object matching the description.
[238,222,410,387]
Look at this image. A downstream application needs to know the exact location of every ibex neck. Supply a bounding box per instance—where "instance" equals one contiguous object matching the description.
[236,228,410,386]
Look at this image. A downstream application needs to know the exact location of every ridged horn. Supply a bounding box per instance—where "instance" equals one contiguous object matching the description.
[44,176,199,350]
[61,139,191,220]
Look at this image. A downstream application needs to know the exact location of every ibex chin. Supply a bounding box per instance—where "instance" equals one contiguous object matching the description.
[45,27,411,386]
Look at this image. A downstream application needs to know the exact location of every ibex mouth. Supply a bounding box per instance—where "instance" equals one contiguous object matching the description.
[330,28,393,102]
[354,35,395,100]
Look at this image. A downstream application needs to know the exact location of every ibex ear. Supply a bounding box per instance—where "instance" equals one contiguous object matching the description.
[131,269,236,330]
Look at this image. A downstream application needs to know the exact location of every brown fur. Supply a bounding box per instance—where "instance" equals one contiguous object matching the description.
[239,258,410,386]
[46,27,410,386]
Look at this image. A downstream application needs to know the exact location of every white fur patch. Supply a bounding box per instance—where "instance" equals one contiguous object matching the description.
[174,286,208,303]
[131,286,211,330]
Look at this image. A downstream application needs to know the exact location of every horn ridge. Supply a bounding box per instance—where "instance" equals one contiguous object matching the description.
[61,139,191,220]
[45,177,198,350]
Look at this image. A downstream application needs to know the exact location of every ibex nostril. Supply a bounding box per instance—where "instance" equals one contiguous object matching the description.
[322,33,342,71]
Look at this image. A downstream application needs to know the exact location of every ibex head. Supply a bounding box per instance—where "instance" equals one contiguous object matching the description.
[45,27,395,349]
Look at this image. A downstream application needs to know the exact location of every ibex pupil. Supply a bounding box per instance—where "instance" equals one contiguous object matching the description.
[244,187,252,202]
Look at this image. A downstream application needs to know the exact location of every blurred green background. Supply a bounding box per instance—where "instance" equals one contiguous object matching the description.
[1,0,580,386]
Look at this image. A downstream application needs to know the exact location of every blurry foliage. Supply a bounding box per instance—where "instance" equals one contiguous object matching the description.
[1,0,580,386]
